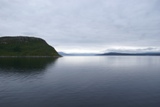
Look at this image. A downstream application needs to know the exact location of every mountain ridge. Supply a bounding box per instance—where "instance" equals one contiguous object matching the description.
[98,52,160,56]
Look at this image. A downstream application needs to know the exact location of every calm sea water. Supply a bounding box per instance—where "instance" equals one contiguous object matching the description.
[0,56,160,107]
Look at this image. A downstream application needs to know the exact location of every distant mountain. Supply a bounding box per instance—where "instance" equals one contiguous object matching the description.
[0,36,61,57]
[58,52,96,56]
[98,52,160,56]
[58,52,70,56]
[59,51,160,56]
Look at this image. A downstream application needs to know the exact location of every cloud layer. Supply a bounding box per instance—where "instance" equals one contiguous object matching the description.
[0,0,160,52]
[104,47,160,53]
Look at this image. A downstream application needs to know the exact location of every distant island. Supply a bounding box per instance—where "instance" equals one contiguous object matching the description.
[0,36,61,57]
[98,52,160,56]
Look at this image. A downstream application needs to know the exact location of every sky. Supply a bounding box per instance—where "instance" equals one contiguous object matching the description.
[0,0,160,53]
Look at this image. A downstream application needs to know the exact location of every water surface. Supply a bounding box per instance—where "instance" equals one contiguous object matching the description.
[0,56,160,107]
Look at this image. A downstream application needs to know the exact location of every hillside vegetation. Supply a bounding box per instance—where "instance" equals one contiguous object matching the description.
[0,36,61,57]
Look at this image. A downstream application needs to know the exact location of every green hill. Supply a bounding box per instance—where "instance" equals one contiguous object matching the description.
[0,36,61,57]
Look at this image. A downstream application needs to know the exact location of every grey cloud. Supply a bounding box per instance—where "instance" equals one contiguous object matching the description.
[105,47,160,53]
[0,0,160,52]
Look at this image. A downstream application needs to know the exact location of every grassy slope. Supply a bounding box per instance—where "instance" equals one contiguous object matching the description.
[0,36,60,57]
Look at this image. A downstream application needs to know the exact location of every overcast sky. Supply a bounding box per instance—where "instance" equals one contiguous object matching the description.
[0,0,160,53]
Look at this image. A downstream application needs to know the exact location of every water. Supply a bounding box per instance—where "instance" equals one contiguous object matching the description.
[0,56,160,107]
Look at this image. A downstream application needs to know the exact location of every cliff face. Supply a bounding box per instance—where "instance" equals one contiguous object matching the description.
[0,36,61,57]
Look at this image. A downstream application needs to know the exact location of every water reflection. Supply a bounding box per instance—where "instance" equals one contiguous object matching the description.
[0,57,58,74]
[0,56,160,107]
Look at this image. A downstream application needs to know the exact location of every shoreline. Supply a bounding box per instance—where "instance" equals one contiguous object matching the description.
[0,56,62,58]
